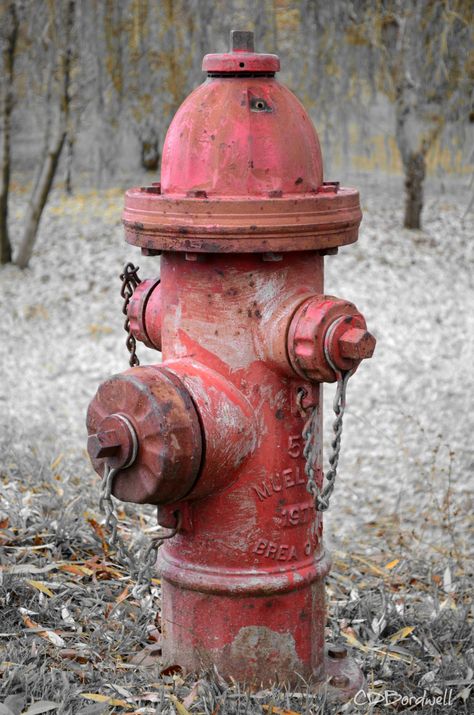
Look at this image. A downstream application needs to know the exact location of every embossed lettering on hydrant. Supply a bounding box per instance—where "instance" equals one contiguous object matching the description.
[276,501,315,527]
[253,538,298,561]
[252,466,306,501]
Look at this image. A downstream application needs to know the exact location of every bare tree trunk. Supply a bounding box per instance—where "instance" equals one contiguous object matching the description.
[140,125,160,171]
[403,151,426,229]
[15,0,74,269]
[15,133,67,268]
[0,1,19,265]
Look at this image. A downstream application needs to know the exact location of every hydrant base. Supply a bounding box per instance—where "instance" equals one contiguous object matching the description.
[160,575,326,686]
[159,570,364,698]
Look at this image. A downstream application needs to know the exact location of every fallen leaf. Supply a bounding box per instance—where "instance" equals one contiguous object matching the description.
[440,595,457,610]
[443,565,454,593]
[20,614,65,647]
[371,614,387,638]
[26,580,55,598]
[59,564,93,577]
[59,649,89,664]
[2,563,57,575]
[22,701,59,714]
[115,585,130,604]
[351,555,387,576]
[50,454,64,471]
[182,680,202,710]
[262,706,300,715]
[83,557,122,580]
[389,625,415,644]
[455,685,471,702]
[147,626,161,643]
[169,695,191,715]
[341,628,367,651]
[87,518,109,556]
[113,685,134,699]
[371,645,413,663]
[80,694,132,709]
[129,643,162,667]
[61,606,76,628]
[3,693,25,714]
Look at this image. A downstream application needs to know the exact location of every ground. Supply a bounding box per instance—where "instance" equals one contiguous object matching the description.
[0,175,472,714]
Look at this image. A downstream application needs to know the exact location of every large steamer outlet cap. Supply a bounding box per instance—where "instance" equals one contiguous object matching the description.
[202,30,280,75]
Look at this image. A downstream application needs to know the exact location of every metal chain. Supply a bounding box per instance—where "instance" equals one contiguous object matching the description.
[298,370,352,512]
[94,264,181,598]
[98,465,134,569]
[132,521,180,600]
[133,512,182,598]
[98,462,180,598]
[120,262,142,367]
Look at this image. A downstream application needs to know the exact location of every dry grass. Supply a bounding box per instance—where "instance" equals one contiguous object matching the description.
[1,177,473,712]
[0,429,472,714]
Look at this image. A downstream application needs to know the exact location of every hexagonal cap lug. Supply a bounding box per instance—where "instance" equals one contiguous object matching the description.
[339,328,376,360]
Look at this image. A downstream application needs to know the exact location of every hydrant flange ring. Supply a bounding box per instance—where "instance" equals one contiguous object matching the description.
[123,189,362,253]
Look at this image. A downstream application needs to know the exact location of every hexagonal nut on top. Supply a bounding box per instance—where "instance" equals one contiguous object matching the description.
[288,296,376,382]
[86,366,202,504]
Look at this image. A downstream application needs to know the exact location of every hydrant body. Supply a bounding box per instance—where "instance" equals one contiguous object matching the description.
[87,32,375,694]
[158,251,328,682]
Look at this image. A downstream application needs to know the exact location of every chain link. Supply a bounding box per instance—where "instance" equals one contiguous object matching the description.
[120,262,142,367]
[98,462,179,598]
[95,265,178,598]
[98,464,134,570]
[298,370,352,512]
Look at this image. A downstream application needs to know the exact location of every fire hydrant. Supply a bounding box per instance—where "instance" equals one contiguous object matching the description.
[87,31,376,695]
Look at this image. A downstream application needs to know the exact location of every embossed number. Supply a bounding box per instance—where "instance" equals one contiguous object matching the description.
[288,435,302,458]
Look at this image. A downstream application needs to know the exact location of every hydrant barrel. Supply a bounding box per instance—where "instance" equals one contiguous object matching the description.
[87,30,375,696]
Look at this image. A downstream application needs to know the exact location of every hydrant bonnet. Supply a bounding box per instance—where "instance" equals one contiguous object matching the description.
[122,33,361,254]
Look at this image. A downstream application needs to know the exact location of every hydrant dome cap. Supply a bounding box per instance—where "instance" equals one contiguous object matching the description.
[160,78,323,198]
[161,29,322,199]
[123,30,362,252]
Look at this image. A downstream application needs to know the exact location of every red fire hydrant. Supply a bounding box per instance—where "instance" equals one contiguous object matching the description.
[87,31,376,695]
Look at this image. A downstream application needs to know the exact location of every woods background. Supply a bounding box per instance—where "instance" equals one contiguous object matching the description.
[0,0,473,267]
[0,3,473,711]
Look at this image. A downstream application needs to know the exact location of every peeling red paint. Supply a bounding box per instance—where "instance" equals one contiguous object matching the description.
[86,32,375,696]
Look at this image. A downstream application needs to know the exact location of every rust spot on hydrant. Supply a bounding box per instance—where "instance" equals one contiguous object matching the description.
[86,29,374,698]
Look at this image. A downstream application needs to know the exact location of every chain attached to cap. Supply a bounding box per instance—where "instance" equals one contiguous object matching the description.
[120,262,142,367]
[297,369,352,512]
[99,462,180,598]
[95,266,179,598]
